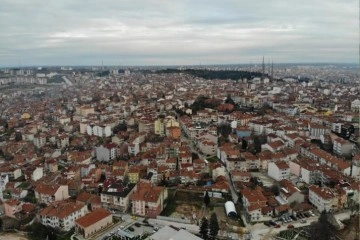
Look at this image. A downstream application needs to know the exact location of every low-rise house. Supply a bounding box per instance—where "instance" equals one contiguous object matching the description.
[261,140,285,153]
[231,171,252,182]
[4,199,22,218]
[278,179,305,205]
[75,208,112,239]
[76,192,102,211]
[212,165,226,181]
[35,183,69,205]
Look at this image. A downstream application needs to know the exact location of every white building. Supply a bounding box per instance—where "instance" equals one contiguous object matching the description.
[268,161,290,181]
[309,185,337,212]
[86,124,112,137]
[39,201,88,231]
[96,144,117,162]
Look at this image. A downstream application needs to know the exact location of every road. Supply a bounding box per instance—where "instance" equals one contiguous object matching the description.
[249,215,320,240]
[148,218,200,233]
[62,76,74,86]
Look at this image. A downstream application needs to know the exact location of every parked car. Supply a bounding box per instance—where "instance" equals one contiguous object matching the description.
[300,219,307,223]
[128,227,135,232]
[269,221,277,226]
[264,221,272,227]
[134,222,141,227]
[304,212,310,217]
[308,210,315,217]
[290,215,297,221]
[287,224,295,229]
[274,224,281,228]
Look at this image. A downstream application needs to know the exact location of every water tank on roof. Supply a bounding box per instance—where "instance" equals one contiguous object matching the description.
[225,201,237,217]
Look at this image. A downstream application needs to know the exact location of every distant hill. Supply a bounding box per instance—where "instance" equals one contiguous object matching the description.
[154,69,266,80]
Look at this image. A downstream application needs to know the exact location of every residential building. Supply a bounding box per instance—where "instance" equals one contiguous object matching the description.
[268,161,290,181]
[309,185,337,212]
[4,199,22,218]
[131,180,168,218]
[35,183,69,205]
[75,208,112,239]
[333,137,354,157]
[101,183,137,212]
[39,201,88,231]
[96,144,117,162]
[278,179,305,205]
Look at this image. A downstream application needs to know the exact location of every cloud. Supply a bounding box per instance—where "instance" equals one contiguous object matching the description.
[0,0,358,66]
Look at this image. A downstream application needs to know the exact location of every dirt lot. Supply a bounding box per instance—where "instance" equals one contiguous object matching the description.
[0,232,28,240]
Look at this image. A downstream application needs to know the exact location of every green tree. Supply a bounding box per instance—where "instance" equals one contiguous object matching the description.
[204,191,210,207]
[225,94,235,106]
[209,213,220,239]
[199,217,209,240]
[308,211,335,240]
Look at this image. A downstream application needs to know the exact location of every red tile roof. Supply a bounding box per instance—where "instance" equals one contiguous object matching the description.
[75,208,111,228]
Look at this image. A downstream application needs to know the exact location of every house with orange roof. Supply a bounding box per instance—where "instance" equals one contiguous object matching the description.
[75,208,112,239]
[130,180,167,218]
[34,183,69,205]
[278,179,305,205]
[231,171,252,183]
[76,191,101,211]
[261,140,285,153]
[4,199,22,218]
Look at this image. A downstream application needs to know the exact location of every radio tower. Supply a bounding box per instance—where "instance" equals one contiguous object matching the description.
[271,61,274,81]
[261,56,265,80]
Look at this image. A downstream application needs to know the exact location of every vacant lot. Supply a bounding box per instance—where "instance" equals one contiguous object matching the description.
[0,232,28,240]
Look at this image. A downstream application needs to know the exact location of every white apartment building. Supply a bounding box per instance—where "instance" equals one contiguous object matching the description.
[309,185,337,212]
[39,201,88,231]
[268,161,290,181]
[96,144,117,162]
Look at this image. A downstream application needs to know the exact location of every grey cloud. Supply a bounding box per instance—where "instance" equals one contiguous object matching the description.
[0,0,358,66]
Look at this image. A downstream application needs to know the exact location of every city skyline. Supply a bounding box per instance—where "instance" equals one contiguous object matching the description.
[0,0,358,67]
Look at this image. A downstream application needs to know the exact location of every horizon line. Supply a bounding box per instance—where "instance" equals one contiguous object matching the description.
[0,61,358,69]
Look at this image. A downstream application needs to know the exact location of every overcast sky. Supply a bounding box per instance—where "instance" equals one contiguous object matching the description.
[0,0,358,67]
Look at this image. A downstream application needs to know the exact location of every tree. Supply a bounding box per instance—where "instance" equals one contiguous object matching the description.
[217,123,232,138]
[241,138,248,150]
[225,94,235,106]
[270,183,280,196]
[204,191,210,207]
[15,131,22,141]
[122,174,129,186]
[308,211,335,240]
[253,136,262,153]
[199,217,209,240]
[209,213,220,239]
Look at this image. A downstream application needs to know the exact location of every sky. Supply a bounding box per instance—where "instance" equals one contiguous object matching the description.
[0,0,358,67]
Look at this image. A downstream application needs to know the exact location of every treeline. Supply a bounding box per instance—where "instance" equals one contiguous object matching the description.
[155,69,266,80]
